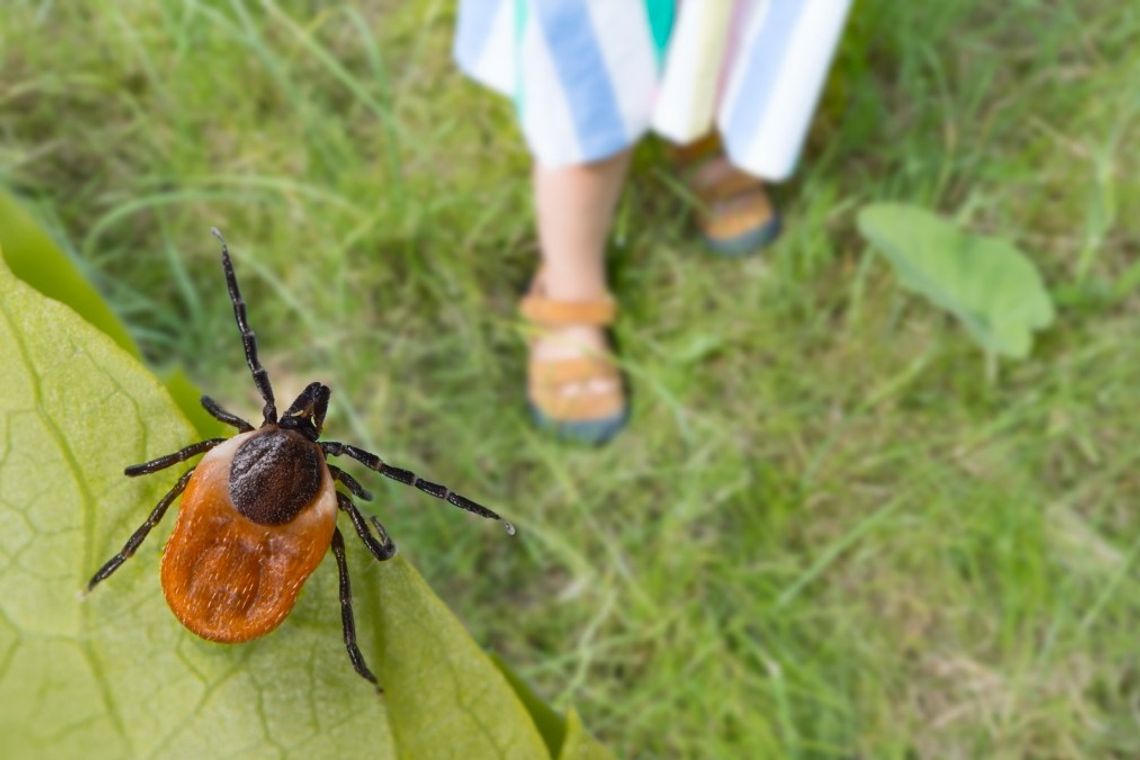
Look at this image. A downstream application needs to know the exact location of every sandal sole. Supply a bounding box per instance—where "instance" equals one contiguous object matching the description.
[528,402,629,445]
[703,214,782,257]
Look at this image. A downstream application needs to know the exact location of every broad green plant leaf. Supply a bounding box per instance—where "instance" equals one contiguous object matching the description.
[0,252,564,758]
[162,364,229,440]
[492,654,568,755]
[857,203,1055,358]
[0,189,222,438]
[0,190,137,354]
[373,562,597,759]
[490,656,614,760]
[557,710,614,760]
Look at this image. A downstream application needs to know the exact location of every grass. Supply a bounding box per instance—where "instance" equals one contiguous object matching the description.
[3,0,1140,756]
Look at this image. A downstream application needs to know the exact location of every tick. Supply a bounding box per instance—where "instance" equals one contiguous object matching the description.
[87,228,513,688]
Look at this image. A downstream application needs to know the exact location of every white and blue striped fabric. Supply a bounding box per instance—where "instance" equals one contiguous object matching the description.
[455,0,852,181]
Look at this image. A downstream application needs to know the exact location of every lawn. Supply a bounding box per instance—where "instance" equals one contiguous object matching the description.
[3,1,1139,757]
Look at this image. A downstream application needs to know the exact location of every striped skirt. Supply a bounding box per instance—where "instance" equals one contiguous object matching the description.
[455,0,852,181]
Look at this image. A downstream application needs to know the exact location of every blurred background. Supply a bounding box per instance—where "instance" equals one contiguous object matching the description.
[3,1,1139,756]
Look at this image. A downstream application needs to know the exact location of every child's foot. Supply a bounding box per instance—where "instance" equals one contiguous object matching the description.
[520,274,628,444]
[674,134,782,256]
[691,155,782,255]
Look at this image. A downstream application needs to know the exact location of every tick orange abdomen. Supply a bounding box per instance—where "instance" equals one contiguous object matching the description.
[160,432,337,643]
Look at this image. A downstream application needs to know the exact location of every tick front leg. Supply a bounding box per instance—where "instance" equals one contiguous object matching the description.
[330,527,381,691]
[322,441,515,535]
[124,438,227,477]
[213,227,278,425]
[336,492,396,562]
[200,396,254,432]
[87,468,195,591]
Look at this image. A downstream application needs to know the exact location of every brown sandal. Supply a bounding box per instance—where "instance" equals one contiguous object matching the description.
[519,274,628,443]
[673,133,782,256]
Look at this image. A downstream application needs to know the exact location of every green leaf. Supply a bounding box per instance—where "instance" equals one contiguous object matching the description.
[0,189,222,438]
[558,710,616,760]
[161,365,226,439]
[371,561,550,759]
[0,190,138,355]
[491,654,568,756]
[489,655,615,760]
[857,203,1055,358]
[0,253,555,758]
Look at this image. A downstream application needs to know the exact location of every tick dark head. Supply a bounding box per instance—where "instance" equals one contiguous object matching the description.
[277,382,331,441]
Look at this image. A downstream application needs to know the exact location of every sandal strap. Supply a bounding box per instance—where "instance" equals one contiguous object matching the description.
[691,168,764,204]
[699,188,775,235]
[531,387,626,422]
[520,294,616,327]
[529,356,624,422]
[529,355,619,385]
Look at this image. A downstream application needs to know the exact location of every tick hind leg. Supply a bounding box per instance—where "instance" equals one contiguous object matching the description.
[87,469,195,591]
[330,527,381,690]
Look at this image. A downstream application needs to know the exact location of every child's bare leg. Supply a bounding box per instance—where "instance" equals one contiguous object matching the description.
[531,150,631,401]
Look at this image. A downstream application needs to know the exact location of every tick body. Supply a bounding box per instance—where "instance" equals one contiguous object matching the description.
[87,229,513,688]
[161,429,336,642]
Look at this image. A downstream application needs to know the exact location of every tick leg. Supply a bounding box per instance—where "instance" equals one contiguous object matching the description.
[124,438,227,477]
[337,492,396,562]
[328,465,373,501]
[87,469,195,591]
[330,527,380,690]
[212,227,277,425]
[322,441,515,535]
[200,396,254,432]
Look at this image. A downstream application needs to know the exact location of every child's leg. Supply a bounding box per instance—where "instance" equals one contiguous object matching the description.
[534,150,631,301]
[526,149,631,434]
